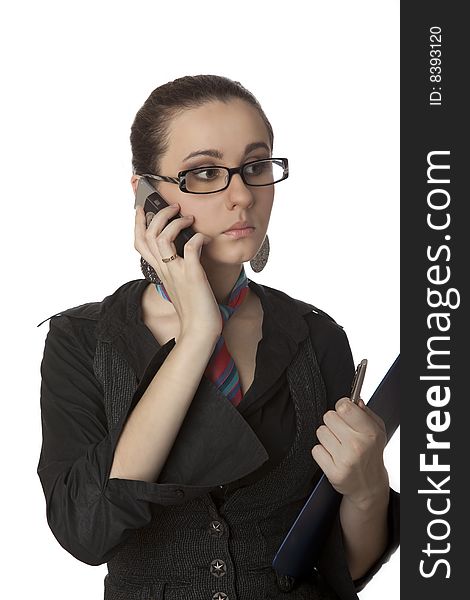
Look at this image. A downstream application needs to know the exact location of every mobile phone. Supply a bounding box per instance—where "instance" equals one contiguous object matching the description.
[134,176,196,258]
[349,358,368,404]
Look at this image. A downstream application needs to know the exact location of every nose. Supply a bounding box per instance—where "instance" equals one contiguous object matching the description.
[225,172,255,208]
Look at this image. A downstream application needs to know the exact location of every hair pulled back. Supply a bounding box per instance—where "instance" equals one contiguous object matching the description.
[130,74,274,176]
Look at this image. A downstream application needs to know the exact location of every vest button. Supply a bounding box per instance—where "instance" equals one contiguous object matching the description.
[210,558,227,578]
[276,573,296,591]
[208,520,224,537]
[174,488,184,497]
[212,593,228,600]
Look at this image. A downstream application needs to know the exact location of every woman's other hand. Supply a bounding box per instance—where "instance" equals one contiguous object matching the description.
[311,397,389,508]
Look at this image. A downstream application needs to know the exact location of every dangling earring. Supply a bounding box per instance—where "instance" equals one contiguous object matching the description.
[140,256,163,284]
[250,234,269,273]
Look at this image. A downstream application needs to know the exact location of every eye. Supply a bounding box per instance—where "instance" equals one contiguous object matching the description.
[244,160,271,177]
[191,167,224,181]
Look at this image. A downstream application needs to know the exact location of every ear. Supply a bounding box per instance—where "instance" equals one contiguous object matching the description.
[130,175,140,196]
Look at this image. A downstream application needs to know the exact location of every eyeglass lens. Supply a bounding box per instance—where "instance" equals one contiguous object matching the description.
[184,159,286,193]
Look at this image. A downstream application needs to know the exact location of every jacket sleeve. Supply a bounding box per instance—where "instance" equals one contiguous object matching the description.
[36,316,182,566]
[317,487,400,598]
[308,315,400,597]
[351,487,400,592]
[305,311,356,410]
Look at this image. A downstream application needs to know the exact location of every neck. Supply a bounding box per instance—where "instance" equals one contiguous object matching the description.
[146,261,249,319]
[200,260,246,304]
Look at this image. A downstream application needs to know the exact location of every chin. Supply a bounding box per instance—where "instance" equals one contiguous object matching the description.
[202,248,254,266]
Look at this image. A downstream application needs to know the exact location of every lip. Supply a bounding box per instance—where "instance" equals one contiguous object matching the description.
[224,221,254,232]
[223,227,255,238]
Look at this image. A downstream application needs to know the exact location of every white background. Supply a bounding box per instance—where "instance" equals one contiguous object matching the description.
[1,1,399,598]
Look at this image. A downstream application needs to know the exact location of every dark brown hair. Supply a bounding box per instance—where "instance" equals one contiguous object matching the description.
[130,74,274,177]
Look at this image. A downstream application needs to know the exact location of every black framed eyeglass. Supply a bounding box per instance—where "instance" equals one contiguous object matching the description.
[138,157,289,195]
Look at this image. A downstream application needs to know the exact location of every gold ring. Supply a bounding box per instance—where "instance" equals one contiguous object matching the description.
[161,253,178,263]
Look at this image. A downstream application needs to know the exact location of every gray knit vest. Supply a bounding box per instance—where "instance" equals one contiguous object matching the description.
[94,333,343,600]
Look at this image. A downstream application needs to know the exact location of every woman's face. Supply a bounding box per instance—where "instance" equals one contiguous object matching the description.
[131,98,275,267]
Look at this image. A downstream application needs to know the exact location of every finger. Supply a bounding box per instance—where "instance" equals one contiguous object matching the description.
[334,397,377,434]
[135,206,153,252]
[316,424,342,462]
[183,232,211,260]
[358,399,387,432]
[145,203,180,235]
[149,210,193,246]
[151,213,194,251]
[155,233,179,265]
[311,443,335,473]
[135,206,179,269]
[154,214,197,260]
[322,407,356,442]
[146,211,156,228]
[135,205,147,234]
[162,213,195,237]
[135,204,174,245]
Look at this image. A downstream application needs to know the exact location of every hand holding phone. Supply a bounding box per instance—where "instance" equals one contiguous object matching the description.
[135,177,197,257]
[134,176,223,340]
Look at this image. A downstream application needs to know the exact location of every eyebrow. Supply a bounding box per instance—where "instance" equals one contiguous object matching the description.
[182,141,270,163]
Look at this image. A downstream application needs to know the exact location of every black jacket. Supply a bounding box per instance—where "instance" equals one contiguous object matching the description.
[37,278,399,599]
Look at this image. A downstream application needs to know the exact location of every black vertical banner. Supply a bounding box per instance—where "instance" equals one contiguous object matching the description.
[401,2,468,597]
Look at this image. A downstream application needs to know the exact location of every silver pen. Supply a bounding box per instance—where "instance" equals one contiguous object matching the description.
[350,359,368,404]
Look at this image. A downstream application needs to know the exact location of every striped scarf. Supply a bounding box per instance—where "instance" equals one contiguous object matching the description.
[155,265,250,407]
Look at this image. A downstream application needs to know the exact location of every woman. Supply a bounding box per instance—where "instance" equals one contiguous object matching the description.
[37,74,399,600]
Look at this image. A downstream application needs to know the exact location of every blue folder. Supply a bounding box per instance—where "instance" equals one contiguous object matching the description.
[272,355,400,578]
